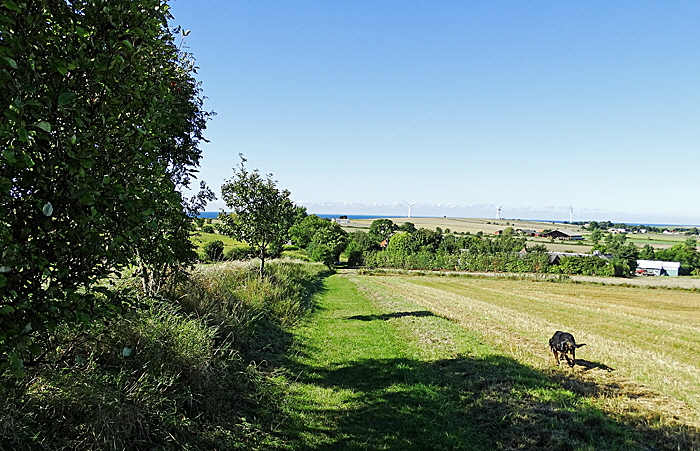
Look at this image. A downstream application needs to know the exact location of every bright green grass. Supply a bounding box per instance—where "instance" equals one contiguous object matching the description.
[191,230,242,252]
[270,274,662,450]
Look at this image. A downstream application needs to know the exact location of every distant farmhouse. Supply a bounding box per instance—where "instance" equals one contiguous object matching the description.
[542,229,583,241]
[331,217,350,224]
[516,229,537,236]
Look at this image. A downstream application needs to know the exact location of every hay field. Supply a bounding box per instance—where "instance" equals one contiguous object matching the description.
[358,273,700,426]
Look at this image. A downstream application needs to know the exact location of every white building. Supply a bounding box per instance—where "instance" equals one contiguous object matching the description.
[636,260,681,276]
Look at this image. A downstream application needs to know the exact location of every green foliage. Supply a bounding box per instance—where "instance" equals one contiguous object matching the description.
[289,215,330,247]
[350,230,378,252]
[365,249,457,270]
[225,245,255,261]
[398,221,416,233]
[593,233,639,276]
[0,261,327,449]
[307,242,336,268]
[656,237,700,274]
[343,240,365,266]
[218,155,297,276]
[201,224,215,234]
[0,0,211,376]
[312,224,349,260]
[589,228,604,245]
[202,240,225,262]
[289,215,348,261]
[368,218,397,244]
[557,256,613,276]
[639,244,656,260]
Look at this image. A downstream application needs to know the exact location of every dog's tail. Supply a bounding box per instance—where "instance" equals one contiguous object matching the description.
[576,343,586,348]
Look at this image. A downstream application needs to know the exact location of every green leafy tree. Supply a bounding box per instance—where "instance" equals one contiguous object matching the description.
[639,244,656,260]
[0,0,210,375]
[594,233,638,276]
[289,214,349,262]
[398,221,416,233]
[218,155,296,276]
[307,242,335,268]
[343,240,365,266]
[589,228,604,245]
[289,215,332,248]
[656,237,700,274]
[312,224,349,262]
[386,231,412,255]
[368,219,397,244]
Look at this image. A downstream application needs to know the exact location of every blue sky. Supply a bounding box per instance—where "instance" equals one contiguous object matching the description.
[170,1,700,225]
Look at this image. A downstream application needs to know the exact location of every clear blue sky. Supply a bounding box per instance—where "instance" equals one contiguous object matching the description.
[170,0,700,225]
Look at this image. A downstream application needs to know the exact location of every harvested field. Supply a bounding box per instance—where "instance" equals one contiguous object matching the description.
[354,273,700,428]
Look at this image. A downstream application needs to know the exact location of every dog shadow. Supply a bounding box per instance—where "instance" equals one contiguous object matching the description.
[575,359,615,372]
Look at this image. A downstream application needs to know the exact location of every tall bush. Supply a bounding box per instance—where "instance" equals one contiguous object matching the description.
[0,0,211,376]
[203,240,225,262]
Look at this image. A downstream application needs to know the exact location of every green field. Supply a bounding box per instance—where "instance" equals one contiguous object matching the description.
[276,270,700,450]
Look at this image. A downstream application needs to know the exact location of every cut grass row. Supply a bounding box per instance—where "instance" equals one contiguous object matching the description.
[369,275,700,414]
[274,272,700,450]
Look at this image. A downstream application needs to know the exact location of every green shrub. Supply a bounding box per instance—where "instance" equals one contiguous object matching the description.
[308,242,335,268]
[557,256,613,276]
[201,224,215,234]
[202,240,225,261]
[0,260,328,450]
[226,246,256,261]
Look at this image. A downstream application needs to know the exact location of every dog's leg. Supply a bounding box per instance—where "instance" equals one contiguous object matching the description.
[551,348,560,365]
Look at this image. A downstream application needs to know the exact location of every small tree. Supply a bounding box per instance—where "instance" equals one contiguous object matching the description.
[368,219,397,244]
[289,215,332,248]
[218,155,296,276]
[202,240,225,262]
[398,221,416,233]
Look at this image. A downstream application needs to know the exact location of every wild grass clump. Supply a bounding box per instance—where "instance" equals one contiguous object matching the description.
[0,259,328,450]
[176,260,328,362]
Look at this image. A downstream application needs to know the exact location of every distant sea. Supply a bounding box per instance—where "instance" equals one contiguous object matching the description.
[196,212,693,227]
[197,212,401,220]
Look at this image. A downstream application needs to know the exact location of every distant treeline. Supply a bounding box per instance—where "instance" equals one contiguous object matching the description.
[284,217,700,277]
[574,220,699,235]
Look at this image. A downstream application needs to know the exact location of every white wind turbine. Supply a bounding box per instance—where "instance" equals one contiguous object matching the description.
[402,199,416,218]
[496,205,502,220]
[569,205,573,223]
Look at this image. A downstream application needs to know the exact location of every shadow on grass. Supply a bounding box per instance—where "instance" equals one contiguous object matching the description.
[279,354,700,450]
[347,310,436,321]
[576,358,616,372]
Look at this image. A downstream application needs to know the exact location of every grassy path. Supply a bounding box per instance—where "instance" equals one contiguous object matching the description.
[269,273,699,450]
[273,273,488,449]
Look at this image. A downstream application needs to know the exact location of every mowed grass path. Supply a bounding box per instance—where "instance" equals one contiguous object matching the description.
[272,273,700,450]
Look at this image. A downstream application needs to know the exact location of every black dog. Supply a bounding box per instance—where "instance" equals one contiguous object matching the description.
[549,331,586,367]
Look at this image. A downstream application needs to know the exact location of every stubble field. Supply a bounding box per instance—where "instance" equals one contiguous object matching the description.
[357,272,700,426]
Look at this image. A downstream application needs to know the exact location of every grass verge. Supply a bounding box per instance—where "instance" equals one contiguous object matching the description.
[0,260,328,450]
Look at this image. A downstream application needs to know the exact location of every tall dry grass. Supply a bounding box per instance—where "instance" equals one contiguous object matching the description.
[0,259,328,450]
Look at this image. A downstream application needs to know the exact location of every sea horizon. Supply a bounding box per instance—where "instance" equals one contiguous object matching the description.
[197,212,696,228]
